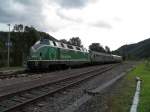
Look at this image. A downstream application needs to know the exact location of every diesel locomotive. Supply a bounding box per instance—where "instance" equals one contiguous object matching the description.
[27,39,122,69]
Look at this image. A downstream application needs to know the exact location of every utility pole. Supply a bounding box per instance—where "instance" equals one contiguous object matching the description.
[7,24,10,67]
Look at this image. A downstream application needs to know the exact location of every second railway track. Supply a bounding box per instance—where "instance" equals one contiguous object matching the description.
[0,64,118,112]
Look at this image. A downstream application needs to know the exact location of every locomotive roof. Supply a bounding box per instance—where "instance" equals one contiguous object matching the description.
[32,39,88,53]
[90,51,111,56]
[90,50,122,57]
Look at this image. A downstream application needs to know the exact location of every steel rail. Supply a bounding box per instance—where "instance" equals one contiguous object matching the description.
[0,65,108,79]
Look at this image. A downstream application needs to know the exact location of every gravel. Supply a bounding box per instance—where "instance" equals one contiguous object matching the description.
[0,65,105,87]
[16,61,137,112]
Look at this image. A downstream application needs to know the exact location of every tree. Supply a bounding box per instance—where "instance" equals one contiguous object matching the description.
[13,24,24,32]
[40,32,57,41]
[59,39,68,44]
[11,25,41,66]
[89,43,106,53]
[18,24,24,32]
[24,26,30,32]
[105,46,111,54]
[23,26,40,54]
[0,41,3,48]
[69,37,82,47]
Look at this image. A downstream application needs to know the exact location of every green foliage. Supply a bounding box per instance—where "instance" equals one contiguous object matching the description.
[105,46,111,54]
[69,37,82,47]
[89,43,106,53]
[59,39,68,44]
[0,40,3,48]
[108,62,150,112]
[59,37,83,47]
[104,71,135,112]
[13,24,24,32]
[145,58,150,70]
[129,62,150,112]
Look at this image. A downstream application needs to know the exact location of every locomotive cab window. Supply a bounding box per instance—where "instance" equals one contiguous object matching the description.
[35,41,40,45]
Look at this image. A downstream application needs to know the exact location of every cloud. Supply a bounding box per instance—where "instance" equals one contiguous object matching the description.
[56,9,83,23]
[89,21,112,29]
[0,0,88,32]
[113,17,122,22]
[0,0,58,32]
[54,0,89,9]
[52,0,98,9]
[0,0,42,23]
[0,0,100,32]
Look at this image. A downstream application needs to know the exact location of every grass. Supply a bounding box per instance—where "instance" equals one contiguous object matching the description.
[105,61,150,112]
[105,67,136,112]
[131,61,150,112]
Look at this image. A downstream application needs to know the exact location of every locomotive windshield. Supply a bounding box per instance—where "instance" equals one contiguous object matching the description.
[32,39,50,50]
[32,41,41,50]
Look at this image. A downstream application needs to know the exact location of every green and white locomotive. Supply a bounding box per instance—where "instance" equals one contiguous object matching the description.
[27,39,122,69]
[27,39,90,69]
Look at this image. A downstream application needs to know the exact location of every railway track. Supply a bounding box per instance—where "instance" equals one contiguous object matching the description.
[0,65,106,79]
[0,70,63,79]
[0,69,43,79]
[0,64,117,112]
[0,71,26,79]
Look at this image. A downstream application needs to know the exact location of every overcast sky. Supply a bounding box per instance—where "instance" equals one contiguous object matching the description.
[0,0,150,50]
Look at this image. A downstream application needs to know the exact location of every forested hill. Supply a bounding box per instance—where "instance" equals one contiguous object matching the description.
[0,29,58,53]
[114,38,150,59]
[0,31,58,42]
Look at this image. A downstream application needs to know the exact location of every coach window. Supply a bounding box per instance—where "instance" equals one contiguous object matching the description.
[67,45,73,49]
[56,42,60,47]
[84,48,87,52]
[81,48,84,52]
[61,43,64,47]
[76,47,81,51]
